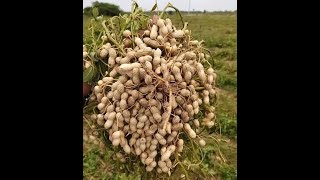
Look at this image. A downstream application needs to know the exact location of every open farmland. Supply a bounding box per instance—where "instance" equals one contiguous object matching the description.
[83,12,237,180]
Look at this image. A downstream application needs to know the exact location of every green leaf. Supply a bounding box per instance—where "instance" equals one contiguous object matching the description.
[151,3,157,12]
[83,66,97,83]
[92,7,99,18]
[131,1,139,13]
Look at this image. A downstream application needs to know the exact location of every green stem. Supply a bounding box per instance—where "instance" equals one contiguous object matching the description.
[130,20,134,38]
[202,47,215,66]
[190,139,199,161]
[120,14,130,36]
[119,4,142,37]
[160,3,184,26]
[102,20,125,54]
[91,26,96,49]
[159,3,171,19]
[174,153,189,180]
[110,17,116,31]
[182,22,189,31]
[110,17,121,43]
[96,31,103,46]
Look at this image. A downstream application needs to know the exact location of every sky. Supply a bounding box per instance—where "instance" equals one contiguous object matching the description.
[83,0,237,12]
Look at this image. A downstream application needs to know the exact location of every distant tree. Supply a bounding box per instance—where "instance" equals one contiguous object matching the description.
[168,10,173,15]
[83,1,122,17]
[83,7,92,16]
[203,10,207,14]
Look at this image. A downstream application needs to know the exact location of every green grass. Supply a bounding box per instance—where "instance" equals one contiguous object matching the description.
[83,12,237,179]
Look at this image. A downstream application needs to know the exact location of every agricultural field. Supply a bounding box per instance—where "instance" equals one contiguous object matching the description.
[83,12,237,180]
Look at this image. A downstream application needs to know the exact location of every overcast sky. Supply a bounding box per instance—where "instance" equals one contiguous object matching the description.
[83,0,237,12]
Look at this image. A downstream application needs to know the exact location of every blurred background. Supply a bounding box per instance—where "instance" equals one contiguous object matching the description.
[83,0,237,12]
[83,1,237,179]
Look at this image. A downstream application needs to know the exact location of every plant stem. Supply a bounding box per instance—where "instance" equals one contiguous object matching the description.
[190,139,199,161]
[159,3,171,19]
[102,20,125,54]
[174,153,189,180]
[91,26,97,49]
[160,3,184,26]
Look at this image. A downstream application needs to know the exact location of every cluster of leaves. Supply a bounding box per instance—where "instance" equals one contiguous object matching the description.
[83,2,185,85]
[83,3,150,85]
